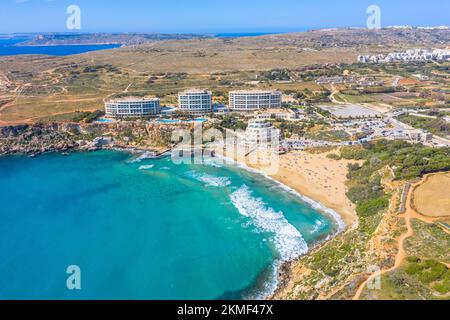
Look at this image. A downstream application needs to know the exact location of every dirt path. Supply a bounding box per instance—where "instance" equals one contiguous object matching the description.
[124,82,133,93]
[352,178,428,300]
[0,86,24,115]
[380,93,416,104]
[329,84,347,104]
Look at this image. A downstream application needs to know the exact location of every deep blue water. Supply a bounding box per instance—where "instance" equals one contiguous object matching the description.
[0,39,121,56]
[0,151,340,300]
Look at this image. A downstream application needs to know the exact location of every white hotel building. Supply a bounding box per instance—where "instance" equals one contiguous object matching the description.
[178,89,212,115]
[244,119,281,148]
[105,97,161,118]
[229,90,282,112]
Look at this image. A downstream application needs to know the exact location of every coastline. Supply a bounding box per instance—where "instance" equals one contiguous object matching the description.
[0,146,344,300]
[14,42,122,47]
[0,140,358,300]
[212,147,360,299]
[1,142,352,228]
[213,148,358,229]
[263,151,358,228]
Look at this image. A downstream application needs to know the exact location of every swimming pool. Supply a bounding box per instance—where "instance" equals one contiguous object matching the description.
[157,118,207,124]
[157,119,182,124]
[95,118,114,123]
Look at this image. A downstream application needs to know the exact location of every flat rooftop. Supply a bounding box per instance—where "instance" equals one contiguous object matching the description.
[318,104,381,118]
[229,90,281,94]
[258,108,295,114]
[179,89,211,94]
[107,96,159,103]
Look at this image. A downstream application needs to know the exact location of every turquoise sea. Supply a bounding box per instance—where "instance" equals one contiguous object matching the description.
[0,151,341,300]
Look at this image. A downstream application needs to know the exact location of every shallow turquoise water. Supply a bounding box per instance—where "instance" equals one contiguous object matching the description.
[0,151,338,300]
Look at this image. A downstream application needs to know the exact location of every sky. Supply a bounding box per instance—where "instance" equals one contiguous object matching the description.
[0,0,449,34]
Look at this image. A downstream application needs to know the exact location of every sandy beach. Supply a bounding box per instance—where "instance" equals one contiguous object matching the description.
[215,146,359,229]
[255,150,359,228]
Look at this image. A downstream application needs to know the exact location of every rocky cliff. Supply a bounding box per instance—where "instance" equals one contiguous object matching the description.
[0,121,191,156]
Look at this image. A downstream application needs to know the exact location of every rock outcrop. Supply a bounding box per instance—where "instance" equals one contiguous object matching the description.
[0,121,190,156]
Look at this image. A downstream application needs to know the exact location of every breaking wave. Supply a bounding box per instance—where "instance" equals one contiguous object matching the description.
[202,158,223,168]
[127,152,155,164]
[215,154,346,233]
[229,185,309,298]
[311,219,325,234]
[187,171,232,187]
[230,185,308,262]
[139,165,154,170]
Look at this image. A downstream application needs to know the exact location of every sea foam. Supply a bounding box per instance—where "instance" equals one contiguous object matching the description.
[311,220,325,234]
[187,171,232,187]
[202,158,223,168]
[215,154,346,233]
[230,185,309,262]
[139,165,154,170]
[127,151,155,164]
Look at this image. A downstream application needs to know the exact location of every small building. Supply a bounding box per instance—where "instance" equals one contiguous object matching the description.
[213,104,229,114]
[316,76,344,85]
[409,131,421,142]
[423,132,433,143]
[413,74,430,81]
[255,108,299,121]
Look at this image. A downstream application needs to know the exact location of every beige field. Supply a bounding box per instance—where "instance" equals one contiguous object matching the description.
[0,38,342,124]
[78,43,357,74]
[413,173,450,218]
[1,29,449,124]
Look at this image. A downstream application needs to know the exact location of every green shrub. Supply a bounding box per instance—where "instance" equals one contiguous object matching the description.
[406,256,420,263]
[433,278,450,294]
[327,153,341,160]
[341,146,370,160]
[405,261,422,275]
[356,197,389,217]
